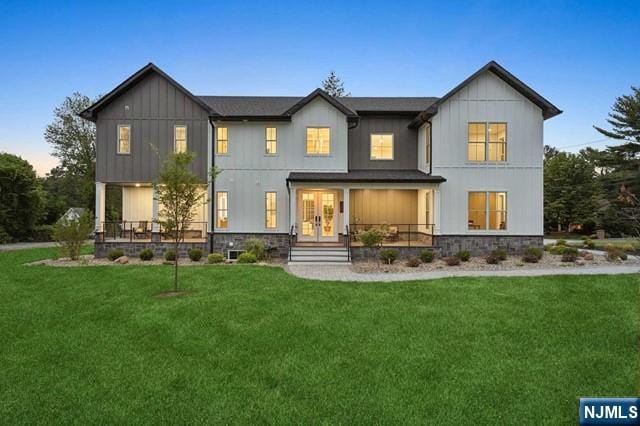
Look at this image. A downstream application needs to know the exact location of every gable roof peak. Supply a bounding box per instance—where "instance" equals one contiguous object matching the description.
[283,87,358,119]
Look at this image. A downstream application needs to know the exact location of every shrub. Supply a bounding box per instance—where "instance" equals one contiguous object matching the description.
[406,256,421,267]
[620,252,628,261]
[139,248,154,261]
[543,244,554,252]
[358,228,385,248]
[420,249,436,263]
[606,249,621,261]
[244,238,267,260]
[188,248,203,261]
[379,249,398,264]
[207,253,224,264]
[490,248,507,261]
[561,253,577,262]
[555,239,567,246]
[444,256,460,266]
[485,254,500,264]
[165,250,177,261]
[562,246,579,255]
[551,245,577,256]
[621,243,634,252]
[455,250,471,261]
[522,253,539,263]
[580,235,590,241]
[107,248,125,261]
[524,247,543,260]
[549,245,564,255]
[53,212,94,260]
[583,239,595,249]
[0,227,10,244]
[237,252,257,264]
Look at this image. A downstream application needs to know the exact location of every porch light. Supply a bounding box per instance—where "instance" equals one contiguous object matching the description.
[135,183,141,187]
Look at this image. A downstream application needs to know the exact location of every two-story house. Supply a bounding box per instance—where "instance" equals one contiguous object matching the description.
[80,61,561,261]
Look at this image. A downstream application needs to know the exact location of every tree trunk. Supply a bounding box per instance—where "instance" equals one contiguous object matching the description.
[174,236,179,292]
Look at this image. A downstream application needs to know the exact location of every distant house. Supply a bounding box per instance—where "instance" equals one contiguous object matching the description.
[59,208,86,222]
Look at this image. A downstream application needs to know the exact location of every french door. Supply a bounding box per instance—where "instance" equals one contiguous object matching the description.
[298,191,338,242]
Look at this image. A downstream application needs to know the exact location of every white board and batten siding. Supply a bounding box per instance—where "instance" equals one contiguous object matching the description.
[429,71,544,236]
[214,97,349,233]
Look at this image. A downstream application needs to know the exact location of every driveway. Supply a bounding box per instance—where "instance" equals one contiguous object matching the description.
[0,241,94,252]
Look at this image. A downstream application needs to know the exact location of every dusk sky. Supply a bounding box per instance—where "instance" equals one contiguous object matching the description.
[1,0,639,175]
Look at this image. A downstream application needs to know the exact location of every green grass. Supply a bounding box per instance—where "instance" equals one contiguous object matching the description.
[1,247,638,424]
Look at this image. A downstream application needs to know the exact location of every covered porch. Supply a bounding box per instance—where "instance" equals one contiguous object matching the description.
[94,183,209,243]
[287,170,444,248]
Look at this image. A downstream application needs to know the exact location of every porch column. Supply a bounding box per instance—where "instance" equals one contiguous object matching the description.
[289,186,297,234]
[342,186,350,235]
[151,186,160,241]
[433,189,441,235]
[95,182,105,234]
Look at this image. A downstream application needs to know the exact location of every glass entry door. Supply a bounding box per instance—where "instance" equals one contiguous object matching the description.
[298,191,338,242]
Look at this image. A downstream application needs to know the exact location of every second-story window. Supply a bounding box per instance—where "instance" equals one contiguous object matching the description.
[370,134,394,160]
[217,127,228,155]
[306,127,330,155]
[174,125,187,153]
[467,122,507,162]
[265,127,277,155]
[117,125,130,154]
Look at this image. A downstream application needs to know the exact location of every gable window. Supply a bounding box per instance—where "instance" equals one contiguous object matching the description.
[117,125,131,154]
[467,122,507,162]
[306,127,330,155]
[217,127,228,154]
[265,127,277,155]
[467,123,486,161]
[265,192,277,229]
[488,123,507,161]
[174,125,187,153]
[370,134,394,160]
[216,191,228,229]
[468,191,507,231]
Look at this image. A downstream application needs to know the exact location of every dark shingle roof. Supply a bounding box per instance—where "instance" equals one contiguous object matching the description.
[287,170,446,183]
[197,95,438,117]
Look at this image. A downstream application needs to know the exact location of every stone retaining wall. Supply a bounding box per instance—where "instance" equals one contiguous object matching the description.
[212,233,290,259]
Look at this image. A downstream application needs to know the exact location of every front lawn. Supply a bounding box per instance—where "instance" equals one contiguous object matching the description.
[1,248,638,424]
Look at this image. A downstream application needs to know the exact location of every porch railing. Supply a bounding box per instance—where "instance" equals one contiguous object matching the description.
[97,221,208,242]
[344,225,351,261]
[288,225,296,261]
[349,223,435,247]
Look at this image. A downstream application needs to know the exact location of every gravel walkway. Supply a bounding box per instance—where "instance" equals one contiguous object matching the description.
[286,264,640,282]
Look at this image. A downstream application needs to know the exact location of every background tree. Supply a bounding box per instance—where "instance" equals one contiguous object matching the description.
[321,71,351,97]
[45,92,98,210]
[155,151,220,292]
[0,153,44,242]
[543,150,600,232]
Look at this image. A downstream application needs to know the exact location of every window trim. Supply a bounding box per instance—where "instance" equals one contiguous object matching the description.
[369,133,394,161]
[117,124,131,155]
[216,191,229,230]
[216,127,229,155]
[467,122,508,163]
[305,127,331,156]
[425,124,431,165]
[265,191,277,229]
[467,191,508,232]
[174,124,187,153]
[265,127,277,156]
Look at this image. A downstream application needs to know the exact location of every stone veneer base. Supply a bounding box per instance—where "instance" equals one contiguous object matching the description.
[94,241,207,259]
[211,233,290,259]
[435,235,543,257]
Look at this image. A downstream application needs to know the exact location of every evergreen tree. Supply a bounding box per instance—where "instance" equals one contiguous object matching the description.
[321,71,351,97]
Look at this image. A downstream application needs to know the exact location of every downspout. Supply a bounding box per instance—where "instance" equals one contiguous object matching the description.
[429,121,433,176]
[208,117,216,254]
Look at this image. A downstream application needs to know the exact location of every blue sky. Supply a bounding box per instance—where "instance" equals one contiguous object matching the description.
[0,0,638,175]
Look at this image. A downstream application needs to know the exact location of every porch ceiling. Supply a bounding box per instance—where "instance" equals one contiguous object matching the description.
[287,169,445,183]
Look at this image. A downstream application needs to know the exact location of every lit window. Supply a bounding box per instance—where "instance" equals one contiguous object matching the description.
[306,127,330,155]
[265,192,277,229]
[117,125,130,154]
[265,127,277,155]
[174,125,187,153]
[217,127,228,154]
[370,134,394,160]
[216,192,228,229]
[468,192,507,230]
[488,123,507,161]
[467,123,486,161]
